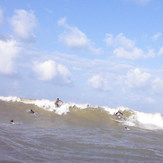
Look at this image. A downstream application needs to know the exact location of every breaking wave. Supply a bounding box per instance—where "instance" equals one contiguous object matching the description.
[0,96,163,130]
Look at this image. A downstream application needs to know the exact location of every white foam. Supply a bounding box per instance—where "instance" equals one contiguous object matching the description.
[128,111,163,130]
[0,96,163,130]
[0,96,90,115]
[102,105,163,130]
[0,96,21,102]
[103,106,130,115]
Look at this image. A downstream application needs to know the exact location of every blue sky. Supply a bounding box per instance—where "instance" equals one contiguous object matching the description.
[0,0,163,113]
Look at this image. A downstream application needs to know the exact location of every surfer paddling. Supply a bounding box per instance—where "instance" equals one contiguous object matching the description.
[125,126,130,130]
[29,109,35,114]
[10,120,15,124]
[55,98,63,107]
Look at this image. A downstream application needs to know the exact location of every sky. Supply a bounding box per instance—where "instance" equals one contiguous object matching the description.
[0,0,163,113]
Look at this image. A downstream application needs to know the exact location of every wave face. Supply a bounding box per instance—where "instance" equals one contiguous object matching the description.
[0,96,163,130]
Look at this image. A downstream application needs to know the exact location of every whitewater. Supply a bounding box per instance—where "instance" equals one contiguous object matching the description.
[0,96,163,162]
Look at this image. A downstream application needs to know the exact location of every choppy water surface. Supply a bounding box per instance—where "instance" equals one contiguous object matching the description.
[0,97,163,162]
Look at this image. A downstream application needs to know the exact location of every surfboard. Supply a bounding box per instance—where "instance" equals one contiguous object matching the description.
[111,118,125,123]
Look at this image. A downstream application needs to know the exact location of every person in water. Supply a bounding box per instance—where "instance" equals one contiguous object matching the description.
[115,111,123,119]
[10,120,15,124]
[125,126,130,130]
[55,98,63,107]
[30,109,35,114]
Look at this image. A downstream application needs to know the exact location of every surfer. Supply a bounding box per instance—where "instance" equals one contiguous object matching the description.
[29,109,35,114]
[10,120,15,124]
[125,126,130,130]
[55,98,63,107]
[115,111,123,119]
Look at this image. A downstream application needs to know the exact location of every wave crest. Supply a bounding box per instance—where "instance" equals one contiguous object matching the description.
[0,96,163,130]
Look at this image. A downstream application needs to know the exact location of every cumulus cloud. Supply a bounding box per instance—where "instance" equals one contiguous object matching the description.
[33,60,72,84]
[88,74,110,91]
[10,9,37,41]
[33,60,57,81]
[125,68,151,88]
[105,33,143,60]
[0,39,20,74]
[58,18,102,54]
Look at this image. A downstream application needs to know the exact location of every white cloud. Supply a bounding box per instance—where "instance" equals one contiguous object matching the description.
[58,17,67,27]
[33,60,57,81]
[113,47,143,60]
[57,64,72,84]
[33,60,72,84]
[145,46,163,57]
[105,33,135,49]
[144,49,156,58]
[143,47,163,58]
[0,39,20,74]
[125,68,151,88]
[10,9,37,41]
[151,32,162,41]
[58,18,102,54]
[88,74,110,91]
[60,27,89,48]
[105,33,143,60]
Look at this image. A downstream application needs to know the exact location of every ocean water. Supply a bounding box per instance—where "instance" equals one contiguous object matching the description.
[0,96,163,163]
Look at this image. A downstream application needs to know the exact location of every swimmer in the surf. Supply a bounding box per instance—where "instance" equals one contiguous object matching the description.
[125,126,130,130]
[30,109,35,114]
[55,98,63,107]
[10,120,15,124]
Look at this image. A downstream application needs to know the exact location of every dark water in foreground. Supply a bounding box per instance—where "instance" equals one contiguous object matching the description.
[0,99,163,162]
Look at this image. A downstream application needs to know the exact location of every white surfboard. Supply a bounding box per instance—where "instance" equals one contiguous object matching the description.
[111,118,125,123]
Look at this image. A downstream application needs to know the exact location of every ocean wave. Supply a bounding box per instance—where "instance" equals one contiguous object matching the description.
[0,96,163,130]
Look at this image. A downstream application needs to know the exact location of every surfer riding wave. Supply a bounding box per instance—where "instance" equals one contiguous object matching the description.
[55,98,63,107]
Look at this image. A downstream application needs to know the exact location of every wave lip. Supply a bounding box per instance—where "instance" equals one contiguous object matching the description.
[0,96,163,130]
